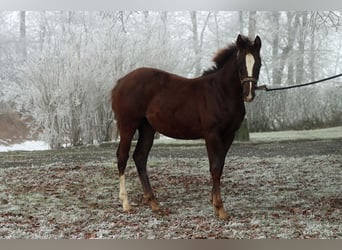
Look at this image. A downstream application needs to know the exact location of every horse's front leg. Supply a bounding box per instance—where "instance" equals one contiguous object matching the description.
[205,133,234,220]
[210,159,229,220]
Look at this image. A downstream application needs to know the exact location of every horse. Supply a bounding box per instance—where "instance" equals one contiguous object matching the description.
[111,34,262,220]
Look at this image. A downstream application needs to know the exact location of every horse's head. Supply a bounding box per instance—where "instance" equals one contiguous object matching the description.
[236,34,262,102]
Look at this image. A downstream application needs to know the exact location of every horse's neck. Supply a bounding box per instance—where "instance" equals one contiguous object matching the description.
[216,59,242,97]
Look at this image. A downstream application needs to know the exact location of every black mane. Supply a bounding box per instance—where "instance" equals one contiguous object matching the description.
[202,36,254,76]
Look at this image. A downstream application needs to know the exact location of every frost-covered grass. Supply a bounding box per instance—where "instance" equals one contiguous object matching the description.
[0,126,340,152]
[250,126,342,142]
[0,142,341,239]
[154,126,342,147]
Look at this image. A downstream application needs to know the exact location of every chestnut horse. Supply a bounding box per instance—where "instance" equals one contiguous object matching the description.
[111,34,262,219]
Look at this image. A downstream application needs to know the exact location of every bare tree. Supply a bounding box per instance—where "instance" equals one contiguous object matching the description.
[248,11,256,37]
[19,11,27,60]
[237,11,258,141]
[190,11,211,76]
[238,11,244,34]
[271,12,281,85]
[296,12,308,85]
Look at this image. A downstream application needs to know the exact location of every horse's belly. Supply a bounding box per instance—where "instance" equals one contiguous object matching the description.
[158,128,201,140]
[146,112,202,140]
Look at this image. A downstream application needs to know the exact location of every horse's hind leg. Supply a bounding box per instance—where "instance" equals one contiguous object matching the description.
[116,126,136,212]
[133,119,160,212]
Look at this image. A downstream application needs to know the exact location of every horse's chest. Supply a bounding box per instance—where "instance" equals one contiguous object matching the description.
[203,101,245,133]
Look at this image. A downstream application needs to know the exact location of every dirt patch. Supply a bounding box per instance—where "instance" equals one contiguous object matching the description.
[0,139,341,238]
[0,112,31,145]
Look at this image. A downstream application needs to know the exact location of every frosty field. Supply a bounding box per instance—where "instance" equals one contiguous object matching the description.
[0,130,341,239]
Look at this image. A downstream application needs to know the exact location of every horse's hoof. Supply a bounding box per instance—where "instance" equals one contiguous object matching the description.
[214,207,230,220]
[151,202,161,212]
[123,203,132,212]
[218,212,230,220]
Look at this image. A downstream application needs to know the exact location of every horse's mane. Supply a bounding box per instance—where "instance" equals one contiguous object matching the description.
[202,36,253,76]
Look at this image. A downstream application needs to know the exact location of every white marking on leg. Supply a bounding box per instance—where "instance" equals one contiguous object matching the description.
[119,175,131,211]
[246,53,255,77]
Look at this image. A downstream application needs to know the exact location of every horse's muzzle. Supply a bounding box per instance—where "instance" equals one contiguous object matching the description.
[241,78,257,102]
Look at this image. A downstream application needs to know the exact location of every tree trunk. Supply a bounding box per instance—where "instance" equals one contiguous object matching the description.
[309,28,316,81]
[19,11,27,60]
[239,11,244,34]
[272,12,281,85]
[235,119,250,141]
[296,12,308,85]
[237,11,257,141]
[190,11,201,76]
[190,11,211,76]
[214,12,221,48]
[286,12,295,84]
[248,11,256,38]
[39,11,46,52]
[286,12,300,85]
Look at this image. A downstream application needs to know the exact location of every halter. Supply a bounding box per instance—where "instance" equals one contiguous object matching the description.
[241,77,258,85]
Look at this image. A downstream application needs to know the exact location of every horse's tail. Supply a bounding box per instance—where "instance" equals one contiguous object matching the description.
[111,78,122,115]
[111,78,121,141]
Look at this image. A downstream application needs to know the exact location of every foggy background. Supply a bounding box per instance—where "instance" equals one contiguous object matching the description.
[0,11,341,148]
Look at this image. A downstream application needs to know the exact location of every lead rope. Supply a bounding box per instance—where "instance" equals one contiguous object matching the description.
[256,73,342,92]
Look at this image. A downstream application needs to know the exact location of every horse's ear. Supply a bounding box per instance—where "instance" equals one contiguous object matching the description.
[254,35,261,50]
[236,34,245,50]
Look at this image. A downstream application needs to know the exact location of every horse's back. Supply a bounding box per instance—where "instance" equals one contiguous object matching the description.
[111,67,181,121]
[117,67,172,86]
[112,67,155,103]
[112,67,193,108]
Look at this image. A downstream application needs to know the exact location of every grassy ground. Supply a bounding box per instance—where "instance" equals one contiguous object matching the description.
[250,126,342,142]
[0,129,341,239]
